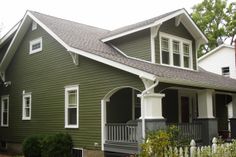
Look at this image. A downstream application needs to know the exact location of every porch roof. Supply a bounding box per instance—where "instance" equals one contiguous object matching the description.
[1,11,236,92]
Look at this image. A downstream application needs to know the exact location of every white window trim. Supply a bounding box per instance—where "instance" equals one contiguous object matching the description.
[160,32,193,70]
[29,37,42,54]
[22,93,32,120]
[1,95,9,127]
[32,21,37,31]
[65,85,79,128]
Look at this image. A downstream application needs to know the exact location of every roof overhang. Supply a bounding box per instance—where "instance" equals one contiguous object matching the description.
[102,9,208,45]
[0,22,19,47]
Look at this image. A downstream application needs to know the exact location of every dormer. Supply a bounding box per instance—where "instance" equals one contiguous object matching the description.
[102,9,207,71]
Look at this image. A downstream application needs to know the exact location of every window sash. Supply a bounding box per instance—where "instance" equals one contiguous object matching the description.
[29,37,42,54]
[22,94,31,120]
[65,85,79,128]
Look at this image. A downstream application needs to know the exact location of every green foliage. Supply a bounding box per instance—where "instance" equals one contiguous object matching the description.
[41,133,73,157]
[140,125,189,157]
[22,135,43,157]
[22,133,73,157]
[191,0,236,57]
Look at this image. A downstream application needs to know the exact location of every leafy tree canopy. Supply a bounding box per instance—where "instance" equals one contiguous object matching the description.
[191,0,236,57]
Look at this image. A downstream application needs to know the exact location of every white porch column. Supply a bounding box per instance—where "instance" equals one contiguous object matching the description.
[231,94,236,118]
[142,93,165,119]
[230,94,236,138]
[197,89,215,118]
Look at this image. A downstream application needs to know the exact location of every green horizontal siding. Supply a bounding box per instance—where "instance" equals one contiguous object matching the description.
[0,25,144,150]
[111,29,151,61]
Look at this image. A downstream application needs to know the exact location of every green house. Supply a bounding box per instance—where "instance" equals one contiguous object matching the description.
[1,9,236,157]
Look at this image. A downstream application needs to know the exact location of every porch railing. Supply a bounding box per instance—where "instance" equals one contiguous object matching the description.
[105,123,138,143]
[167,123,202,142]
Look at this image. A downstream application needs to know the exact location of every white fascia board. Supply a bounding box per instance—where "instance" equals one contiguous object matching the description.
[68,47,157,81]
[102,9,208,44]
[157,76,236,92]
[0,22,19,45]
[27,12,71,50]
[198,44,234,62]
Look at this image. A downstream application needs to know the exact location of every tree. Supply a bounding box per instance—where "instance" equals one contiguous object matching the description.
[191,0,236,57]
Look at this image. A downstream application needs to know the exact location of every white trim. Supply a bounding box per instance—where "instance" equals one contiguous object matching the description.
[32,21,37,31]
[1,95,9,127]
[159,32,193,70]
[65,85,79,129]
[102,9,208,44]
[29,37,42,54]
[150,25,161,63]
[0,22,19,45]
[198,44,235,62]
[22,92,32,120]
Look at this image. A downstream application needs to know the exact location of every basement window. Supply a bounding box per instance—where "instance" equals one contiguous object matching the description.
[29,37,42,54]
[222,67,230,77]
[72,148,83,157]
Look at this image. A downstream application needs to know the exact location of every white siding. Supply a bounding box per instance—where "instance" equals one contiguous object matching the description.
[199,46,236,79]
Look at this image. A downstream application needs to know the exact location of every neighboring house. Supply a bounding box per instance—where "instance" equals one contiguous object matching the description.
[198,44,236,135]
[198,44,236,79]
[1,9,236,157]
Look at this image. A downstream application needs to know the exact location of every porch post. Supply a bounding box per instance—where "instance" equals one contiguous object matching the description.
[230,94,236,138]
[195,89,218,145]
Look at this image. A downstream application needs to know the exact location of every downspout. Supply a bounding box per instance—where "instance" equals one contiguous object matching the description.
[138,77,159,142]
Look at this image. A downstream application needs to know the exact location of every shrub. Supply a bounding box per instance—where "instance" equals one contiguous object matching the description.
[22,133,73,157]
[41,133,73,157]
[22,135,43,157]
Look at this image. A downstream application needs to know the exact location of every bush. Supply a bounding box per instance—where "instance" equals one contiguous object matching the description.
[22,133,73,157]
[22,135,43,157]
[42,133,73,157]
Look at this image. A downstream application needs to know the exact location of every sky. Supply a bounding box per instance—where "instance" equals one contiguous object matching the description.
[0,0,231,37]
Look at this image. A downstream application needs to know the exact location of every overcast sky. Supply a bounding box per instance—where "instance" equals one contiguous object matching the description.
[0,0,232,36]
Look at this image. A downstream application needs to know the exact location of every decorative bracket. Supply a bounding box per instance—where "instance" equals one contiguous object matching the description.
[141,77,155,93]
[175,15,182,27]
[69,52,79,66]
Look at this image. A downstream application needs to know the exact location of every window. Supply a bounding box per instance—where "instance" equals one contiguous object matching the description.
[65,85,79,128]
[1,95,9,127]
[72,148,83,157]
[161,37,170,64]
[29,37,42,54]
[22,93,31,120]
[222,67,230,77]
[32,21,37,31]
[160,32,192,69]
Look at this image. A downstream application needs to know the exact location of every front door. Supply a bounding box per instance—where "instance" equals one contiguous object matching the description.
[181,96,190,123]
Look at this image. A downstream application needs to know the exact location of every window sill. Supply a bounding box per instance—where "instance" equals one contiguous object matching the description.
[65,125,79,129]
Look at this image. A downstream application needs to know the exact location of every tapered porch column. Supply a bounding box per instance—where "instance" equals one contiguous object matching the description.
[230,94,236,138]
[195,89,218,145]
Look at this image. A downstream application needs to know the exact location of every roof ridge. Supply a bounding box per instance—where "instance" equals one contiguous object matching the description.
[29,10,110,33]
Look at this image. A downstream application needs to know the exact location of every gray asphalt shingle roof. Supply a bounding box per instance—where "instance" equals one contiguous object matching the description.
[30,11,236,92]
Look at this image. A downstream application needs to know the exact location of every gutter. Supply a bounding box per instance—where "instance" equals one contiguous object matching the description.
[138,76,159,142]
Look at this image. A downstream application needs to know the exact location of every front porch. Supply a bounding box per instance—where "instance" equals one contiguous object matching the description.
[101,85,235,155]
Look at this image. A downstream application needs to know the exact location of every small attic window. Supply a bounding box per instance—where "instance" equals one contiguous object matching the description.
[29,37,42,54]
[222,67,230,77]
[32,21,37,31]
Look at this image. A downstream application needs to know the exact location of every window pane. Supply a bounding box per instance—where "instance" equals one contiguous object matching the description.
[183,44,190,56]
[222,67,230,76]
[173,41,180,53]
[68,108,77,125]
[3,100,8,111]
[162,51,169,64]
[32,43,41,50]
[25,97,30,107]
[161,38,169,51]
[173,53,180,66]
[184,56,189,68]
[25,108,30,117]
[68,90,77,104]
[3,112,7,125]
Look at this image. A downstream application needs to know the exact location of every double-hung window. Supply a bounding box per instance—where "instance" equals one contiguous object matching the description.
[160,32,192,69]
[65,85,79,128]
[1,96,9,127]
[22,93,31,120]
